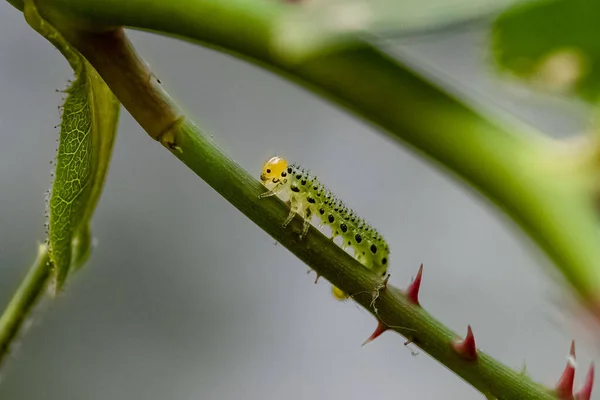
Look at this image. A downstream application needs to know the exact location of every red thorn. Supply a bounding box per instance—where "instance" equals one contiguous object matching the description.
[452,325,478,361]
[576,363,595,400]
[555,341,577,399]
[406,264,423,305]
[362,320,388,347]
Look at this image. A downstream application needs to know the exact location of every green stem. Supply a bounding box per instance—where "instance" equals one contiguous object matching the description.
[29,22,557,398]
[0,244,51,366]
[22,0,600,313]
[1,0,591,396]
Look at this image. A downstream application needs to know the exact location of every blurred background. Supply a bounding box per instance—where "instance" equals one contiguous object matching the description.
[0,2,596,399]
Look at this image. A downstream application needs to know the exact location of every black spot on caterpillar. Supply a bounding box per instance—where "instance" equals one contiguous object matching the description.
[259,156,389,301]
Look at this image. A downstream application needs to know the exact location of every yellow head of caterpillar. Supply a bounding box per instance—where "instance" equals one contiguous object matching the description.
[260,156,288,186]
[332,286,349,301]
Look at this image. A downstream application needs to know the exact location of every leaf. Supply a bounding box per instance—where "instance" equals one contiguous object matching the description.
[24,0,120,292]
[271,0,529,63]
[491,0,600,103]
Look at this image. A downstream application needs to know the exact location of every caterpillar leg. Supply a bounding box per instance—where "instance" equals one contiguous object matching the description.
[300,208,312,239]
[283,196,301,229]
[258,183,283,199]
[282,208,297,228]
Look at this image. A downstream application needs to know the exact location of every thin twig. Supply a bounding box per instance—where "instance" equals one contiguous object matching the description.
[0,244,51,367]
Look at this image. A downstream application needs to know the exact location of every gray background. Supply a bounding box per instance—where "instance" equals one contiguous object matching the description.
[0,2,597,399]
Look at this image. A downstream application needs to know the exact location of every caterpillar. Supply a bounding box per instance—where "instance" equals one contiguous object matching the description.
[259,156,389,300]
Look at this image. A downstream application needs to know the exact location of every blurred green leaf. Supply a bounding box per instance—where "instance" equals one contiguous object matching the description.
[24,0,120,291]
[272,0,528,62]
[491,0,599,102]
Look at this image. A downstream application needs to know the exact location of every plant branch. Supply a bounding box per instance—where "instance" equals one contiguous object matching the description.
[21,17,559,397]
[2,0,595,396]
[18,0,600,317]
[0,244,51,366]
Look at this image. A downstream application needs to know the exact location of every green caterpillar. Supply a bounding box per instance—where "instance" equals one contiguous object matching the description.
[259,156,389,300]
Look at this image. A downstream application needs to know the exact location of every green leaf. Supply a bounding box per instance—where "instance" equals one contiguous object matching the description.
[491,0,600,103]
[24,0,120,292]
[271,0,529,63]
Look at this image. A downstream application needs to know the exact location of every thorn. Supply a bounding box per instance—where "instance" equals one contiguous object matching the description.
[520,360,528,376]
[362,320,388,347]
[382,273,390,287]
[406,263,423,305]
[575,363,594,400]
[555,340,576,399]
[403,338,420,356]
[452,325,478,361]
[306,269,320,283]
